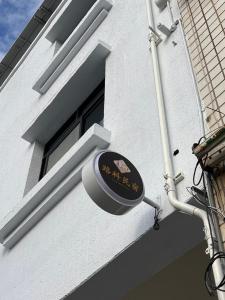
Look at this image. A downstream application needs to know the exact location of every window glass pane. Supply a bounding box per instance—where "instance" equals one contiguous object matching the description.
[39,82,105,180]
[46,124,80,173]
[83,100,104,133]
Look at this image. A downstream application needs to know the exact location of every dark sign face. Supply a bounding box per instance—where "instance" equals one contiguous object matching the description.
[98,152,144,200]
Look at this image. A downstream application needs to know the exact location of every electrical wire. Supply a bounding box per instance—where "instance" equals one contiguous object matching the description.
[186,185,216,255]
[187,183,225,295]
[193,160,204,186]
[205,252,225,295]
[193,154,208,186]
[206,106,225,117]
[193,124,225,148]
[187,187,225,219]
[203,176,219,256]
[191,137,225,295]
[153,208,161,231]
[208,207,225,220]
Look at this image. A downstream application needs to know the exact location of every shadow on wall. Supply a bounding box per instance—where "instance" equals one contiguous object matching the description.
[63,211,205,300]
[123,242,211,300]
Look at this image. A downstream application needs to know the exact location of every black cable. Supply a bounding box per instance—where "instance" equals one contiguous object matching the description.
[192,133,225,295]
[193,160,204,186]
[193,125,225,159]
[202,174,225,294]
[198,136,206,144]
[153,208,160,231]
[187,187,206,207]
[206,106,225,117]
[188,187,225,294]
[187,184,216,255]
[205,252,225,295]
[192,140,208,186]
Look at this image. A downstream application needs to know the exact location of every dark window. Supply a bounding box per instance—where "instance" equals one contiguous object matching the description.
[39,81,105,179]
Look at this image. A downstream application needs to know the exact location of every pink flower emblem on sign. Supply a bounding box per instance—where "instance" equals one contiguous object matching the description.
[113,160,131,174]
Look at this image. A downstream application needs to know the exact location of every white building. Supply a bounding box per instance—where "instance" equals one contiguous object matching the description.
[0,0,224,299]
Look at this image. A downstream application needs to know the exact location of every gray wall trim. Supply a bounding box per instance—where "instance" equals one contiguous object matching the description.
[23,42,111,144]
[0,125,111,248]
[33,1,112,94]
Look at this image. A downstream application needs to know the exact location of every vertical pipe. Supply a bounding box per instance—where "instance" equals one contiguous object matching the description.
[206,175,224,253]
[145,0,225,299]
[167,0,175,24]
[179,11,224,253]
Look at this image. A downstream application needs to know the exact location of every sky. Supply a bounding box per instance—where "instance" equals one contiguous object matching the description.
[0,0,43,61]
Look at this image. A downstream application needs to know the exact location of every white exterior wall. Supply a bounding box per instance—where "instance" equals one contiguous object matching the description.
[0,0,204,299]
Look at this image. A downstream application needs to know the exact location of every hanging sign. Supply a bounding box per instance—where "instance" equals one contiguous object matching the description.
[82,151,145,215]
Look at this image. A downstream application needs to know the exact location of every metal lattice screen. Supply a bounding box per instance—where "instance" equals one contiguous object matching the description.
[178,0,225,132]
[178,0,225,244]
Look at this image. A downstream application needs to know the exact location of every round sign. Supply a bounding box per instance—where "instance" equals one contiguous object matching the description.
[82,151,145,215]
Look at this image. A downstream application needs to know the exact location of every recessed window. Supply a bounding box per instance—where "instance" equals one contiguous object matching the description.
[39,80,104,179]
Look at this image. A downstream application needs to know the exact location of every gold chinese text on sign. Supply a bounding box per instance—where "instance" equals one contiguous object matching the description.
[101,164,140,193]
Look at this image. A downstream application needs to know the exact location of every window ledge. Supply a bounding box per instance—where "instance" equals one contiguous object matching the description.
[24,43,110,145]
[0,124,111,248]
[33,0,112,94]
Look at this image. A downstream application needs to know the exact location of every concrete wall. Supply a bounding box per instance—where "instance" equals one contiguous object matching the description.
[0,0,204,299]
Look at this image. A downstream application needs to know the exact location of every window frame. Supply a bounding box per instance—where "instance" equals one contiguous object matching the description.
[39,80,105,179]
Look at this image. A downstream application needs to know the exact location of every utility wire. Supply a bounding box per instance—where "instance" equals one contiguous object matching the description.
[206,106,225,117]
[192,137,225,295]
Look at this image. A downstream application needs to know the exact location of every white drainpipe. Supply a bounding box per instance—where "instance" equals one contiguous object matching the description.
[145,1,225,299]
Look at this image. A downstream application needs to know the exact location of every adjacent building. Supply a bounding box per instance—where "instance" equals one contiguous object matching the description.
[0,0,224,299]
